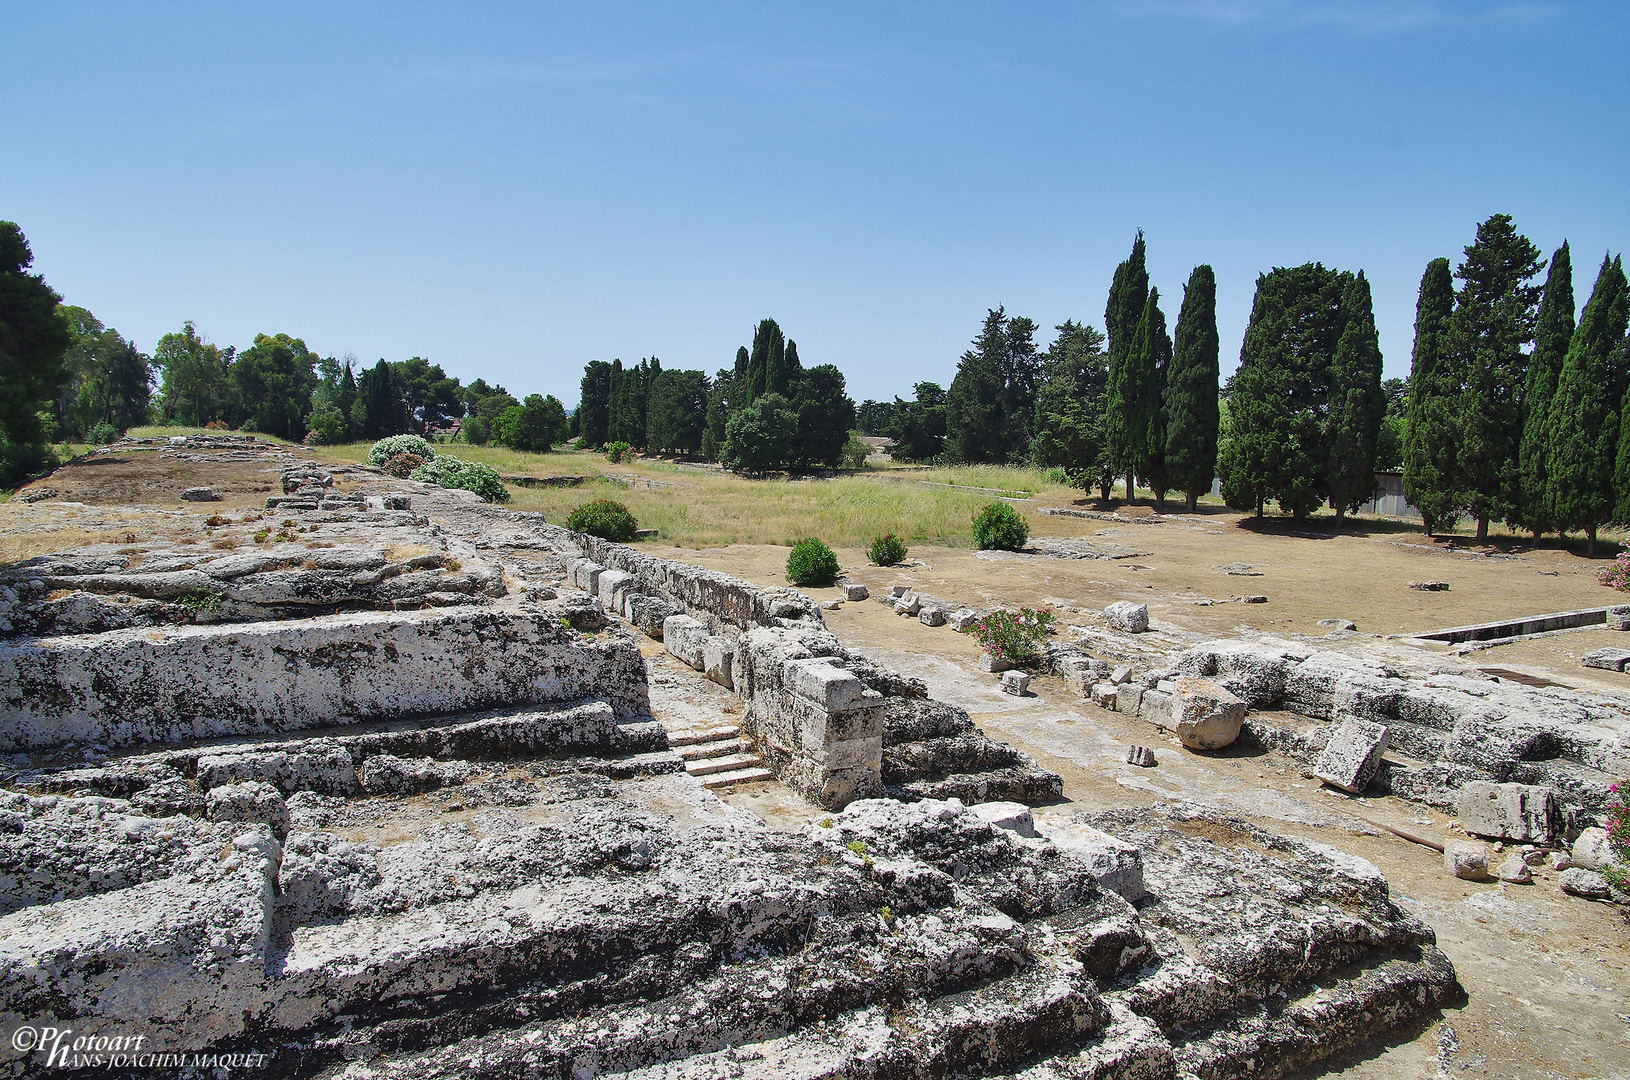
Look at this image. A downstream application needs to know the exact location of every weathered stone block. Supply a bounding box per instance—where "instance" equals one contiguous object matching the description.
[1314,718,1391,793]
[1581,647,1630,671]
[1034,814,1146,902]
[971,801,1037,838]
[1559,867,1613,898]
[1457,781,1558,843]
[1116,682,1144,717]
[949,608,980,632]
[894,593,921,616]
[1137,688,1175,731]
[662,614,708,670]
[206,781,290,839]
[1444,840,1490,880]
[784,657,866,712]
[1571,827,1619,871]
[1109,664,1133,686]
[842,583,869,601]
[1000,671,1031,696]
[625,593,676,638]
[597,569,635,613]
[1090,683,1119,709]
[918,606,945,627]
[1104,601,1149,633]
[575,560,605,594]
[180,486,220,501]
[1168,677,1246,750]
[703,635,736,690]
[1125,745,1156,767]
[978,652,1015,673]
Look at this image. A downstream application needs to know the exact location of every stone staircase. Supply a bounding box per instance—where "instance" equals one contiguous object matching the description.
[664,722,773,789]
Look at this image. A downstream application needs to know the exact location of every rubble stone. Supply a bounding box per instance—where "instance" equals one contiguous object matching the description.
[969,800,1037,838]
[205,781,290,839]
[895,592,921,616]
[1558,867,1613,898]
[1104,601,1149,633]
[949,608,980,631]
[1000,671,1030,696]
[1444,840,1491,880]
[1581,647,1630,671]
[1570,827,1620,871]
[918,606,945,627]
[1109,663,1133,685]
[1495,852,1532,883]
[1169,677,1246,751]
[1314,718,1391,793]
[180,486,221,501]
[842,583,869,601]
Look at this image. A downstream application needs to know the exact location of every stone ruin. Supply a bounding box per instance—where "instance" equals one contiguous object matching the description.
[0,458,1469,1076]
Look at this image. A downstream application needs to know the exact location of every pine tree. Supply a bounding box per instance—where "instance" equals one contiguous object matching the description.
[577,360,614,448]
[1031,321,1109,495]
[1129,290,1171,507]
[1548,255,1628,554]
[1401,259,1458,534]
[944,309,1009,463]
[1324,272,1385,521]
[1445,213,1544,541]
[1513,242,1575,538]
[1164,265,1220,511]
[1104,231,1150,499]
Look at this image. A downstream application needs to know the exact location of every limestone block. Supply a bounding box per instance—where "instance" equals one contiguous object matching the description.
[1457,781,1558,843]
[1580,647,1630,671]
[918,606,946,627]
[575,560,605,594]
[1116,682,1144,717]
[1104,601,1149,633]
[1109,664,1133,686]
[1033,814,1146,902]
[703,635,736,690]
[1138,688,1175,730]
[1166,677,1246,750]
[206,781,290,839]
[949,608,980,632]
[821,599,843,610]
[1314,718,1391,793]
[1570,827,1620,871]
[784,657,866,712]
[1558,868,1613,898]
[1062,657,1097,696]
[1607,606,1630,631]
[1000,671,1031,696]
[1125,745,1156,767]
[790,694,884,749]
[597,569,635,613]
[889,584,909,597]
[978,652,1015,673]
[842,583,869,601]
[180,486,221,501]
[971,801,1037,838]
[1317,618,1358,631]
[1090,683,1119,709]
[895,593,921,616]
[662,614,708,670]
[625,594,677,638]
[1444,840,1490,880]
[1495,852,1532,883]
[197,747,357,797]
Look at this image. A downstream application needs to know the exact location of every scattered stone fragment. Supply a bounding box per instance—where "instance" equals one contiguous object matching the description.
[1126,745,1157,767]
[1314,718,1391,793]
[894,592,921,616]
[918,606,945,627]
[969,800,1037,837]
[1496,852,1533,884]
[1408,580,1450,591]
[1548,850,1573,871]
[820,599,843,610]
[1234,594,1268,604]
[1444,840,1491,880]
[1607,606,1630,631]
[1580,647,1630,672]
[949,608,979,632]
[1109,664,1133,686]
[889,584,908,597]
[979,652,1015,673]
[205,780,290,839]
[1213,562,1262,576]
[1458,781,1558,843]
[841,583,869,601]
[180,486,222,501]
[1171,677,1246,751]
[1090,682,1119,709]
[1104,600,1149,633]
[1571,827,1620,871]
[1000,670,1031,696]
[1317,618,1358,631]
[1558,867,1613,899]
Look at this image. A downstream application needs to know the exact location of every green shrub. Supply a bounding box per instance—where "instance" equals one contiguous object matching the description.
[382,451,428,479]
[869,533,907,566]
[408,455,509,503]
[566,498,639,541]
[368,434,436,467]
[972,502,1029,550]
[970,607,1056,667]
[1603,778,1629,893]
[840,432,870,470]
[605,440,632,464]
[87,420,119,446]
[786,538,840,586]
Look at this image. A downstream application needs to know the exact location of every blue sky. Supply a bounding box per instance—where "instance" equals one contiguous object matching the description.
[3,2,1626,405]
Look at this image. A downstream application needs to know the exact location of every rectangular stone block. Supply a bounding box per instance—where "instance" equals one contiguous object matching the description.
[1314,718,1391,793]
[1061,657,1097,697]
[949,608,979,632]
[918,606,946,627]
[783,657,866,712]
[662,614,708,670]
[1115,683,1144,717]
[808,734,884,772]
[1457,780,1558,843]
[1090,683,1119,709]
[1136,688,1174,729]
[625,594,677,638]
[842,583,869,601]
[597,569,634,612]
[703,635,736,690]
[791,694,884,749]
[576,560,605,594]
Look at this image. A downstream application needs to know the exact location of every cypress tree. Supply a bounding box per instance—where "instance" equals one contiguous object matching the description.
[1324,272,1385,521]
[1129,290,1171,507]
[1104,231,1150,499]
[1401,259,1458,534]
[944,309,1009,463]
[1165,265,1220,511]
[1513,242,1575,538]
[1548,255,1628,554]
[745,319,785,406]
[778,339,802,398]
[577,360,614,448]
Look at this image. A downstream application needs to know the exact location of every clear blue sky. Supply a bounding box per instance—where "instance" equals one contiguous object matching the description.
[4,2,1626,405]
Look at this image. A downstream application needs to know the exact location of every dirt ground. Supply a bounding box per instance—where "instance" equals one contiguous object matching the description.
[663,538,1630,1080]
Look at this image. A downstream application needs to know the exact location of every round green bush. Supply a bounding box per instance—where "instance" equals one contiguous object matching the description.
[408,455,509,503]
[972,502,1029,551]
[368,434,436,467]
[566,498,639,541]
[869,533,907,566]
[605,440,632,464]
[786,538,840,586]
[382,451,428,479]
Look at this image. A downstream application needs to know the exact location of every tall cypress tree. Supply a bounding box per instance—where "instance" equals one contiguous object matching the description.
[1324,272,1385,520]
[577,360,614,448]
[1513,242,1575,538]
[1129,290,1171,507]
[1401,259,1458,534]
[745,319,785,406]
[1104,231,1150,499]
[1165,265,1220,511]
[1549,255,1628,554]
[944,308,1010,463]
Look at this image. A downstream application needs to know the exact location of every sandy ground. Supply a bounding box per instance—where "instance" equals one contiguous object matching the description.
[660,538,1630,1080]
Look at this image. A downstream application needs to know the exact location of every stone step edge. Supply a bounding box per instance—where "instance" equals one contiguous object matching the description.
[700,766,775,789]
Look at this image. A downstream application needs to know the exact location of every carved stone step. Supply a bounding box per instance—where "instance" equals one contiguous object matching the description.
[700,766,775,789]
[686,752,762,777]
[677,738,749,761]
[665,725,741,747]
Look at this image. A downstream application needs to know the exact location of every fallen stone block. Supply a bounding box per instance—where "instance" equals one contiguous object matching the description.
[1104,601,1149,633]
[574,560,605,594]
[889,584,909,597]
[558,594,607,631]
[1607,606,1630,630]
[895,593,921,617]
[970,800,1037,838]
[1444,840,1490,880]
[979,652,1015,673]
[1495,852,1532,883]
[662,614,708,670]
[918,606,945,627]
[703,635,736,690]
[1090,683,1119,709]
[1558,867,1613,898]
[1125,746,1156,767]
[206,781,290,839]
[180,486,221,501]
[1314,718,1391,793]
[1000,671,1030,696]
[1408,580,1449,591]
[842,583,869,601]
[1109,664,1132,685]
[1580,647,1630,672]
[820,599,843,610]
[1317,618,1358,631]
[1171,677,1245,751]
[1115,682,1144,717]
[949,608,979,632]
[1061,656,1102,696]
[1234,594,1268,604]
[1457,781,1558,843]
[1570,827,1620,871]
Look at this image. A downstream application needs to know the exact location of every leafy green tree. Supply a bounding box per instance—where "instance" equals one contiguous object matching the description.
[700,368,733,460]
[234,333,319,441]
[856,400,895,436]
[394,357,464,434]
[1104,231,1150,498]
[501,393,568,452]
[1323,272,1385,520]
[645,368,710,453]
[576,361,613,447]
[1549,255,1628,553]
[1130,290,1172,507]
[97,336,152,433]
[1402,258,1459,533]
[884,382,947,462]
[945,309,1008,463]
[1165,266,1220,511]
[1444,214,1544,541]
[1031,321,1110,494]
[153,321,236,431]
[722,391,795,475]
[1374,377,1408,472]
[787,363,856,468]
[1513,242,1575,537]
[0,222,70,474]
